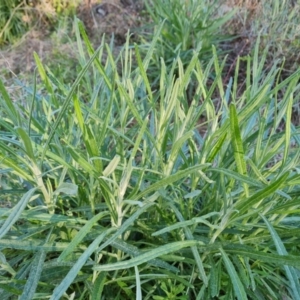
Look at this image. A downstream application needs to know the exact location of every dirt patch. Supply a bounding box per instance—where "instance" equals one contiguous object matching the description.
[0,0,144,84]
[76,0,144,46]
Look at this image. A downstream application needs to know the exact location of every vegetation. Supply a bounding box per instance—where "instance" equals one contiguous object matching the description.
[0,0,80,46]
[0,0,300,299]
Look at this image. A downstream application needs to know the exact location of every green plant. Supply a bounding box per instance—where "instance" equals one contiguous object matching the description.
[142,0,235,80]
[220,0,300,75]
[0,0,29,45]
[256,0,300,77]
[0,0,81,46]
[0,19,300,299]
[153,279,187,299]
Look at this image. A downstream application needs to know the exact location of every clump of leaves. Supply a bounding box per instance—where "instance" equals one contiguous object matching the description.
[0,19,300,299]
[142,0,235,81]
[0,0,81,46]
[219,0,300,75]
[0,0,29,45]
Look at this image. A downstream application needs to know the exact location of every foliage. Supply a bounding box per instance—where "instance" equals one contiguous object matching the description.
[0,17,300,299]
[0,0,81,46]
[0,0,29,45]
[256,0,300,75]
[142,0,235,81]
[220,0,300,75]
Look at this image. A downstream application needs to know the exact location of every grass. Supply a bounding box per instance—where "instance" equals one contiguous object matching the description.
[142,0,235,77]
[0,0,80,46]
[219,0,300,75]
[0,1,300,299]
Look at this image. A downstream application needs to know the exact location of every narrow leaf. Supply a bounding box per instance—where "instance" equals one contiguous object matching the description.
[225,244,300,268]
[207,133,227,163]
[135,164,209,200]
[94,240,199,271]
[220,248,247,300]
[234,172,289,215]
[0,78,19,124]
[135,266,142,300]
[67,146,96,174]
[103,155,120,177]
[134,44,152,101]
[0,153,32,181]
[19,250,46,300]
[50,229,113,300]
[58,211,109,262]
[96,202,155,253]
[152,213,220,236]
[169,203,208,286]
[0,239,69,252]
[91,272,107,300]
[261,214,300,299]
[283,95,292,165]
[230,103,249,196]
[41,46,101,160]
[53,182,78,196]
[0,188,37,239]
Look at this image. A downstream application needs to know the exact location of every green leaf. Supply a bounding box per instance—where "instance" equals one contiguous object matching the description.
[96,202,155,254]
[58,211,109,262]
[209,258,221,298]
[230,103,249,196]
[283,95,292,165]
[135,164,210,200]
[76,19,112,90]
[0,78,19,125]
[73,95,103,173]
[91,272,107,300]
[34,52,53,93]
[73,94,85,132]
[117,83,144,127]
[0,253,15,280]
[41,46,102,160]
[169,203,208,286]
[184,190,202,199]
[220,248,247,300]
[53,182,78,196]
[0,188,37,240]
[207,132,227,163]
[67,146,96,174]
[0,283,22,296]
[135,266,142,300]
[25,210,85,224]
[233,172,289,216]
[210,168,262,187]
[0,239,70,252]
[19,250,46,300]
[103,155,120,177]
[261,214,300,299]
[134,44,153,102]
[50,229,113,300]
[109,238,178,272]
[225,244,300,268]
[94,240,199,271]
[152,212,220,236]
[0,152,32,181]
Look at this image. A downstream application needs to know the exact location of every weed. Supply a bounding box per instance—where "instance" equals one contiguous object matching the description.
[0,17,300,299]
